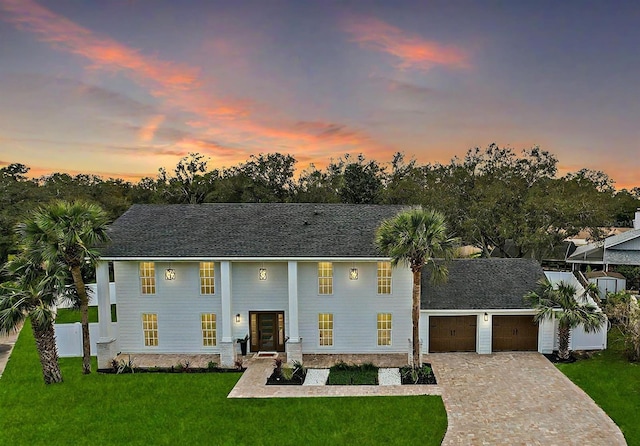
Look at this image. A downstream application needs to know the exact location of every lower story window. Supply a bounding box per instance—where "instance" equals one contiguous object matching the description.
[201,313,217,346]
[377,313,392,346]
[142,313,158,346]
[318,313,333,346]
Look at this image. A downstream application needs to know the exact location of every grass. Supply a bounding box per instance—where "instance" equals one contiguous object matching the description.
[557,331,640,445]
[327,362,379,385]
[0,322,447,445]
[55,304,117,324]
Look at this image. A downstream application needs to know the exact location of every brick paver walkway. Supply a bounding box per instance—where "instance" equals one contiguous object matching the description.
[429,352,627,445]
[227,358,442,398]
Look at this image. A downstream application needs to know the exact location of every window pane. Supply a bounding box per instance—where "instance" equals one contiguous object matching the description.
[139,262,156,294]
[200,262,215,294]
[318,262,333,295]
[377,262,392,294]
[201,313,217,346]
[318,313,333,346]
[377,313,392,346]
[142,313,158,346]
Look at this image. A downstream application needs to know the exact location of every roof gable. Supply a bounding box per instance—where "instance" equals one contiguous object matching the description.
[420,259,545,310]
[101,203,408,258]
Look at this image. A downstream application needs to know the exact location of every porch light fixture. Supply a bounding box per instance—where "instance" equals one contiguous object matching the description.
[349,267,359,280]
[165,268,176,280]
[484,312,489,322]
[259,267,267,281]
[235,313,241,323]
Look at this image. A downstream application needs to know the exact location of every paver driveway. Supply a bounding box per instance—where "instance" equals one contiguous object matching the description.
[429,352,626,445]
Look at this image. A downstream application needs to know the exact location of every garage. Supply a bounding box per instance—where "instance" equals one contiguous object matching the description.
[429,315,477,352]
[492,315,538,351]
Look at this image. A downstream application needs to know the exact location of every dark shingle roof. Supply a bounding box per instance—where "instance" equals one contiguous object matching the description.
[421,259,545,310]
[101,203,408,258]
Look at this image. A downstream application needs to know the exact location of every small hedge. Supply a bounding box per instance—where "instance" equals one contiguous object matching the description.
[327,361,378,385]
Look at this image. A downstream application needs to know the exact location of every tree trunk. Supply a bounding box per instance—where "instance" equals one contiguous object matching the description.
[32,321,63,384]
[412,268,421,368]
[558,323,571,360]
[71,265,91,374]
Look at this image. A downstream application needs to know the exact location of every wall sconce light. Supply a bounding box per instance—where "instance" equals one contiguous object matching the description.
[259,267,267,280]
[235,313,241,323]
[349,267,359,280]
[484,312,489,322]
[165,268,176,280]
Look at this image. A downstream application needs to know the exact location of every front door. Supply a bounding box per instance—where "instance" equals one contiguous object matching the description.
[249,311,285,352]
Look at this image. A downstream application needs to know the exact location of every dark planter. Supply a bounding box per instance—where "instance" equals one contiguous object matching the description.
[239,339,248,356]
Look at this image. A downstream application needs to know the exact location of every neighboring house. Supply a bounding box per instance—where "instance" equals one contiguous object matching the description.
[93,203,604,368]
[567,209,640,269]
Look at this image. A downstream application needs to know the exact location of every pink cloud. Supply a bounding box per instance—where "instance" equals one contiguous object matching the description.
[0,0,200,91]
[344,15,469,71]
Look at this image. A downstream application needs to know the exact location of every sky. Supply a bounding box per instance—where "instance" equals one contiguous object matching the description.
[0,0,639,188]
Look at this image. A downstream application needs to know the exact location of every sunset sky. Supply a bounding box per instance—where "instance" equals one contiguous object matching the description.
[0,0,639,188]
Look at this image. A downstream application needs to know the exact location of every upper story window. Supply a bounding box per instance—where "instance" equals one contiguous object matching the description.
[139,262,156,295]
[377,261,392,294]
[318,262,333,295]
[199,262,215,295]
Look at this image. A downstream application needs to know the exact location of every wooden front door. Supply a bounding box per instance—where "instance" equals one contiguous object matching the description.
[492,315,538,351]
[429,316,477,352]
[249,311,285,352]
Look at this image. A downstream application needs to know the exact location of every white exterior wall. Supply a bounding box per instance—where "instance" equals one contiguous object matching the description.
[297,262,413,354]
[230,262,289,340]
[553,320,608,351]
[114,261,222,354]
[538,318,555,354]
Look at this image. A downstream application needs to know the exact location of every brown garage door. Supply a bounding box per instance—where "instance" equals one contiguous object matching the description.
[492,315,538,351]
[429,316,477,352]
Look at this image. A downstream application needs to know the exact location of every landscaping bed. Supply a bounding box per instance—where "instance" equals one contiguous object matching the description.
[400,364,437,385]
[266,358,306,385]
[327,362,378,385]
[100,359,245,374]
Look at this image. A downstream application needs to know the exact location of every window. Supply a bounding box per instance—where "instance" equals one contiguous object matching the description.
[142,313,158,346]
[318,313,334,346]
[199,262,215,294]
[377,261,392,294]
[201,313,217,346]
[377,313,392,346]
[318,262,333,295]
[139,262,156,294]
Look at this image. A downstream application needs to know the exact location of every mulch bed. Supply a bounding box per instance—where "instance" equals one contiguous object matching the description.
[265,371,305,385]
[400,363,437,385]
[543,353,577,364]
[98,366,245,374]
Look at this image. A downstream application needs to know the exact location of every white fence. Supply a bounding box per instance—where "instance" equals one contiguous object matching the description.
[57,282,117,309]
[54,322,119,357]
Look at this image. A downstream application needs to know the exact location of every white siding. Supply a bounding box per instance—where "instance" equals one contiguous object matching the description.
[298,262,413,354]
[477,314,491,354]
[230,262,289,339]
[553,320,608,351]
[114,261,222,353]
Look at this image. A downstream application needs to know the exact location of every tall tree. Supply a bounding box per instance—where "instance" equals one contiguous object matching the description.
[376,208,458,367]
[0,255,67,384]
[17,201,110,374]
[527,279,606,360]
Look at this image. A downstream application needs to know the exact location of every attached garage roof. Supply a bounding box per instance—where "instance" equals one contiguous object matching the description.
[421,259,545,310]
[101,203,408,258]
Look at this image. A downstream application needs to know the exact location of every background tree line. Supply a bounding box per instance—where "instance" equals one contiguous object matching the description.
[2,144,639,266]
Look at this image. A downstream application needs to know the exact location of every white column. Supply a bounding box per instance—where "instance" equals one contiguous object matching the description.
[96,260,112,340]
[221,261,233,343]
[288,261,299,342]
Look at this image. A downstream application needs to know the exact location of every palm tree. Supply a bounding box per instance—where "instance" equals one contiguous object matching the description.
[0,256,67,384]
[376,207,458,367]
[527,279,606,360]
[17,201,110,374]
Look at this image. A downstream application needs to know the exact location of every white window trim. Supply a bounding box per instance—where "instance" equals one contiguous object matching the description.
[377,261,392,295]
[199,262,216,296]
[376,312,393,347]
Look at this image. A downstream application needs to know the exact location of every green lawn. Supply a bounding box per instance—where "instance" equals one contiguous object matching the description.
[55,304,117,324]
[557,332,640,446]
[0,322,447,445]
